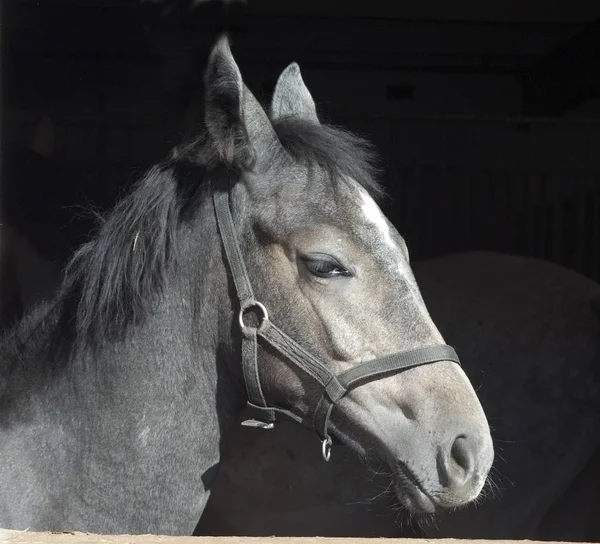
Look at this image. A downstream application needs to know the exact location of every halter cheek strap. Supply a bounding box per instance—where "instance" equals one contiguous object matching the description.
[213,188,461,461]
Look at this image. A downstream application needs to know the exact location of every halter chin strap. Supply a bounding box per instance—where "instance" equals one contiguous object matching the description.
[213,188,461,461]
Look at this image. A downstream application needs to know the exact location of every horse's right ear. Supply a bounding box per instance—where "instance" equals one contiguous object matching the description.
[204,35,280,169]
[270,63,319,124]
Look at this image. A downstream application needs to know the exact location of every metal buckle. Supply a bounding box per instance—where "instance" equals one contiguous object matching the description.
[238,299,269,335]
[321,436,332,462]
[241,418,275,430]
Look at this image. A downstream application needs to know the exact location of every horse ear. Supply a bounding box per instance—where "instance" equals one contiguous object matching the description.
[204,35,280,168]
[270,62,319,124]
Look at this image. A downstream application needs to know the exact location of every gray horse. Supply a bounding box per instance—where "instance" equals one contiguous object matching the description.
[197,251,600,542]
[0,37,492,534]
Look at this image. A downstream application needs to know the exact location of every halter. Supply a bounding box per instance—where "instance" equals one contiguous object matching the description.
[213,187,461,461]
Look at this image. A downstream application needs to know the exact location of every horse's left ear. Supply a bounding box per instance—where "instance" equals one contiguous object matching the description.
[270,63,320,124]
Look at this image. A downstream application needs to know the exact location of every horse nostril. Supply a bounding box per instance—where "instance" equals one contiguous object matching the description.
[450,435,473,479]
[439,435,476,488]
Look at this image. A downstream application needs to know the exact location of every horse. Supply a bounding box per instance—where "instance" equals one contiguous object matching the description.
[0,36,493,535]
[5,241,600,538]
[195,251,600,542]
[3,46,599,542]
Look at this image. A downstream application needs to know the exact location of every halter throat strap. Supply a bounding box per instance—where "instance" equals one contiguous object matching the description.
[212,187,461,460]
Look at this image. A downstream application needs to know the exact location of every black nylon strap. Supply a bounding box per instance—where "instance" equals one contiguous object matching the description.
[312,344,460,440]
[241,330,269,410]
[213,190,270,412]
[245,402,309,427]
[258,321,339,389]
[313,394,335,440]
[338,345,460,391]
[213,190,255,305]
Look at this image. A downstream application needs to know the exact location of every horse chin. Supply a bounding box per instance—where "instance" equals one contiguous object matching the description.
[331,422,478,516]
[393,465,438,515]
[392,461,485,516]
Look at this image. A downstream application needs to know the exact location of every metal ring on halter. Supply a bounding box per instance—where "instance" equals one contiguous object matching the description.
[238,300,269,335]
[321,436,332,462]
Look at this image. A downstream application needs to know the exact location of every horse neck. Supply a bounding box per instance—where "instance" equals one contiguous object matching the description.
[72,193,247,458]
[2,195,247,532]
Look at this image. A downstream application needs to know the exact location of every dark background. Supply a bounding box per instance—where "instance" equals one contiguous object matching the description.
[3,0,600,281]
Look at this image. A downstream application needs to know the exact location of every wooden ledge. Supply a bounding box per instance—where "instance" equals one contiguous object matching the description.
[0,530,594,544]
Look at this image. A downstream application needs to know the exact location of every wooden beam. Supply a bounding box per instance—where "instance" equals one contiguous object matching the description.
[0,531,596,544]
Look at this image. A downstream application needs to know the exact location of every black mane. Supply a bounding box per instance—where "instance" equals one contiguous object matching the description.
[55,117,383,350]
[271,118,383,200]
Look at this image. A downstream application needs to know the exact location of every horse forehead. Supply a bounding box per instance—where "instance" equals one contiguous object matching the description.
[351,185,401,255]
[358,189,393,242]
[343,183,418,281]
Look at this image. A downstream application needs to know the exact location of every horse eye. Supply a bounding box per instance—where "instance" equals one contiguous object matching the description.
[303,258,351,279]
